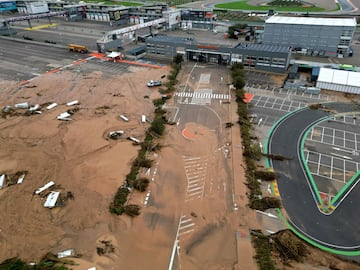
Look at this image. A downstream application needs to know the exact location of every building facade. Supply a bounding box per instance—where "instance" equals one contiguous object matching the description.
[146,35,291,73]
[262,16,357,57]
[316,68,360,94]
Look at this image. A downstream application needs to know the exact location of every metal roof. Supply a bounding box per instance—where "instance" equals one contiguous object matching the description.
[235,43,290,53]
[147,35,197,44]
[265,16,357,27]
[127,45,146,54]
[317,68,360,87]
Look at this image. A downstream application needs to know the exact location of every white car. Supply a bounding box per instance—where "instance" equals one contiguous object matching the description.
[147,80,162,87]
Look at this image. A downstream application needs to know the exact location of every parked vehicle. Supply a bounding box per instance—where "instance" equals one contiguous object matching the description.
[68,44,88,54]
[147,80,162,87]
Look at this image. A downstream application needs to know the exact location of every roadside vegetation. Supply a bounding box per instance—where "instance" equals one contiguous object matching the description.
[231,63,281,211]
[0,254,75,270]
[109,55,182,217]
[251,229,309,269]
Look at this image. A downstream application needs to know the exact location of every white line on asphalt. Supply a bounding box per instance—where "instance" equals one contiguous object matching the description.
[330,152,352,160]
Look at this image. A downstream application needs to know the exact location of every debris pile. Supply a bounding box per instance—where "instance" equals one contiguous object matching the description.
[0,171,27,189]
[34,181,74,209]
[2,99,81,120]
[96,240,115,256]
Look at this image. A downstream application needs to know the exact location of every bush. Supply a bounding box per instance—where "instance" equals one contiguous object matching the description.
[0,258,27,270]
[109,187,130,215]
[153,98,165,107]
[124,204,141,217]
[251,197,281,211]
[133,156,153,168]
[309,103,322,110]
[150,115,166,136]
[133,177,150,192]
[254,170,277,181]
[252,231,275,270]
[274,230,308,262]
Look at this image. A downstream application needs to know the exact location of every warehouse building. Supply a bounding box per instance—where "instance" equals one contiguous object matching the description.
[262,16,357,57]
[146,35,291,72]
[316,68,360,94]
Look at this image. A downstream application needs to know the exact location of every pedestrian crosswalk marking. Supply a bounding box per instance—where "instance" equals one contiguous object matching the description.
[175,92,230,100]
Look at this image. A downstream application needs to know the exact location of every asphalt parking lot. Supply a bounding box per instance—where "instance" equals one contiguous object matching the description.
[251,95,304,112]
[246,82,337,102]
[249,84,360,206]
[304,114,360,202]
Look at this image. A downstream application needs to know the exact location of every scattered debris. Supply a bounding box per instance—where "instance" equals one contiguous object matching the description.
[57,108,79,121]
[29,104,40,112]
[8,171,28,185]
[0,171,28,187]
[57,112,72,121]
[66,100,79,106]
[2,106,12,113]
[46,103,58,110]
[35,181,55,195]
[14,102,29,109]
[57,249,76,259]
[128,136,140,144]
[44,191,61,208]
[96,240,115,256]
[119,114,129,122]
[17,173,26,184]
[95,105,111,115]
[0,174,5,189]
[108,130,124,140]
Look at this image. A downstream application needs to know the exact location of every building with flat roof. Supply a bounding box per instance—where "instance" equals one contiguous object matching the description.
[316,68,360,94]
[146,35,291,72]
[263,16,357,57]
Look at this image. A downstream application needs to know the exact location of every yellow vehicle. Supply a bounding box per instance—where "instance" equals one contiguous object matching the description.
[68,44,88,54]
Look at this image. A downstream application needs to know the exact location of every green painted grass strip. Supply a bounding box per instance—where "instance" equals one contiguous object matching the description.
[331,170,360,206]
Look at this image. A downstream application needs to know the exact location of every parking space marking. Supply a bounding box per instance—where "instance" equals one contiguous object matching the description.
[251,95,305,112]
[308,125,360,152]
[331,113,360,126]
[305,150,359,184]
[245,83,337,102]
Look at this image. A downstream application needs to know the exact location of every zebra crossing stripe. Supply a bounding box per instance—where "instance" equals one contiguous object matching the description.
[175,92,230,100]
[179,223,195,230]
[179,229,194,236]
[180,218,193,224]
